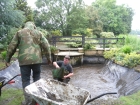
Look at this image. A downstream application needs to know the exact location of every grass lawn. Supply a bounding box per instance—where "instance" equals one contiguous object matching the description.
[0,60,6,71]
[118,91,140,105]
[0,89,24,105]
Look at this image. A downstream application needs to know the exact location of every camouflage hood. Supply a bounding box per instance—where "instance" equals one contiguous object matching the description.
[6,21,51,66]
[24,21,36,30]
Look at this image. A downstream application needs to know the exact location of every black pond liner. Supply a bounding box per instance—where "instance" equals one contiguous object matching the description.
[101,60,140,96]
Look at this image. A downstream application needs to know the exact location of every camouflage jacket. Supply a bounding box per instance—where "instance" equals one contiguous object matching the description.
[6,22,51,66]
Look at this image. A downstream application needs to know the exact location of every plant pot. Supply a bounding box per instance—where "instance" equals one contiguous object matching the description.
[84,50,96,56]
[78,48,84,53]
[97,50,104,55]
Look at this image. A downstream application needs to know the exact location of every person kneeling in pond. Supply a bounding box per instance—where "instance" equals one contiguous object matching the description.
[53,55,74,83]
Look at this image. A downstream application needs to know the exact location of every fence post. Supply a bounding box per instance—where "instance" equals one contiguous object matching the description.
[123,37,125,45]
[103,37,105,50]
[52,36,56,46]
[82,35,85,47]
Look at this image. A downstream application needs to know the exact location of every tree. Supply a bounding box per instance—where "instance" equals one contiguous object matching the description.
[14,0,34,22]
[85,6,103,38]
[92,0,134,35]
[0,0,25,45]
[35,0,86,36]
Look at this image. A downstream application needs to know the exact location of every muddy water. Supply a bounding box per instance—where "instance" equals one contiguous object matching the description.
[41,64,118,105]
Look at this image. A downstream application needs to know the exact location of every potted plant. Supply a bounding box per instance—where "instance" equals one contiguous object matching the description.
[83,43,96,55]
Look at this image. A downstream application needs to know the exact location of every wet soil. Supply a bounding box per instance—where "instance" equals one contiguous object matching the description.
[40,64,118,105]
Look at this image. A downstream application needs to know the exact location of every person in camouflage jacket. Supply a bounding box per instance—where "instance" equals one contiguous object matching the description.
[5,21,52,105]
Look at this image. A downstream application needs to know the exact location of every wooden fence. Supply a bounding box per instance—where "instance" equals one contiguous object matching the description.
[49,35,125,49]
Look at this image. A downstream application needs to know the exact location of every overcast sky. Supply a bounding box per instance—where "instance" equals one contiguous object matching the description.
[27,0,140,30]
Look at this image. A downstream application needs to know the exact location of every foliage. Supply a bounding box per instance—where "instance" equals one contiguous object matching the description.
[99,32,115,48]
[85,6,103,38]
[103,34,140,68]
[61,37,82,42]
[103,48,119,60]
[104,48,140,69]
[92,0,134,35]
[14,0,34,22]
[124,35,140,52]
[0,89,24,105]
[65,42,82,48]
[115,34,125,46]
[33,0,134,37]
[121,45,132,54]
[1,51,7,61]
[100,32,115,38]
[7,27,19,44]
[51,30,62,36]
[36,27,50,38]
[35,0,87,36]
[72,28,96,37]
[72,28,87,35]
[85,28,93,37]
[122,53,140,69]
[0,0,25,46]
[83,43,95,50]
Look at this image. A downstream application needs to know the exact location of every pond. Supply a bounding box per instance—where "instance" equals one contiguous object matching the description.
[41,63,119,105]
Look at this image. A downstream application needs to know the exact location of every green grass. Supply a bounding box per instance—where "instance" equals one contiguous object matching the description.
[114,91,140,105]
[0,89,24,105]
[0,61,6,71]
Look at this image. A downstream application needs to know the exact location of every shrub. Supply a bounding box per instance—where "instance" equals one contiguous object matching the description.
[121,45,132,54]
[103,48,119,61]
[83,43,95,50]
[122,52,140,68]
[51,30,62,36]
[100,32,115,38]
[104,50,140,68]
[124,35,140,51]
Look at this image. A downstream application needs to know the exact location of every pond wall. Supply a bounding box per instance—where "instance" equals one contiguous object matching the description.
[83,56,105,64]
[101,60,140,96]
